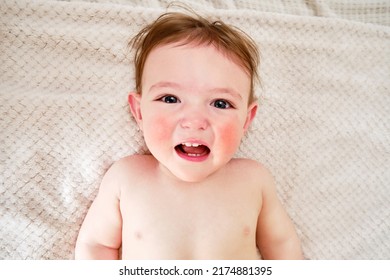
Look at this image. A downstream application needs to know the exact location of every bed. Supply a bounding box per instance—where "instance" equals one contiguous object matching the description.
[1,0,389,259]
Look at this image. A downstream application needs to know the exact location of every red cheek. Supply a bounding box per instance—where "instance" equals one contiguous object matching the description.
[218,122,242,153]
[144,115,171,143]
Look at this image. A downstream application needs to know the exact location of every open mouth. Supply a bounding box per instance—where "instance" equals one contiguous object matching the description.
[175,142,210,161]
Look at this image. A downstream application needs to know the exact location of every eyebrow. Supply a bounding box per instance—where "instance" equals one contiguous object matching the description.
[209,87,243,100]
[148,81,243,100]
[148,81,182,92]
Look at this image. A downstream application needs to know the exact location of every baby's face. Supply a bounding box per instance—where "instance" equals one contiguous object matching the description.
[135,43,257,182]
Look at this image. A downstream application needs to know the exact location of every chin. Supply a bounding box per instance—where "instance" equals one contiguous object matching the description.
[169,167,218,183]
[174,172,210,183]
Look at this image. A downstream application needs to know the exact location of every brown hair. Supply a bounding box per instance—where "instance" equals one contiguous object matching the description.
[129,11,260,104]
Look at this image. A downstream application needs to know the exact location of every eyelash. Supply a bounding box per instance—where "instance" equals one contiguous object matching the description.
[156,95,235,109]
[211,99,234,109]
[157,95,180,103]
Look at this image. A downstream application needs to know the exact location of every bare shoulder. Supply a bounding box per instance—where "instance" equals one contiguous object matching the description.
[107,154,155,175]
[111,154,154,170]
[100,154,157,189]
[228,158,274,182]
[220,159,273,196]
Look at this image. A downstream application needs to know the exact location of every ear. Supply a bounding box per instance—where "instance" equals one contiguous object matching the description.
[243,101,258,133]
[128,92,143,130]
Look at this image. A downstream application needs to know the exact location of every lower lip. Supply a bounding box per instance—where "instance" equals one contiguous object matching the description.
[176,150,210,162]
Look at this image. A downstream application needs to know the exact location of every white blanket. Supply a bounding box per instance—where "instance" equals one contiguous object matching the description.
[1,0,389,259]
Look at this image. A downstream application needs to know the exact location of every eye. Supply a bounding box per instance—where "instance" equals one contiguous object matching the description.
[158,95,180,104]
[212,99,233,109]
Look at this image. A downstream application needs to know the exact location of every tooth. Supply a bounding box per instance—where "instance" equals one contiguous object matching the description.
[182,143,201,147]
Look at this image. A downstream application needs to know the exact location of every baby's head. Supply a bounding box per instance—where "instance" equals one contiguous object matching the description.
[130,11,259,104]
[128,11,260,182]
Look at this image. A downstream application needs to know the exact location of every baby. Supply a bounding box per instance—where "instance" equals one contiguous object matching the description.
[75,11,303,260]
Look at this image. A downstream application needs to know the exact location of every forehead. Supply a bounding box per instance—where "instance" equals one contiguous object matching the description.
[145,41,248,71]
[142,43,251,97]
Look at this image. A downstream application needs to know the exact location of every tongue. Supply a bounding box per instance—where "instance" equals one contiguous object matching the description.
[181,145,209,155]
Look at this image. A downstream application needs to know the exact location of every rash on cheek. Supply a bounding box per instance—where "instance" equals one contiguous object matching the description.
[218,122,243,154]
[143,115,171,143]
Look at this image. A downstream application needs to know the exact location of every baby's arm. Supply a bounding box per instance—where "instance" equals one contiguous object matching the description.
[75,162,123,259]
[256,168,303,259]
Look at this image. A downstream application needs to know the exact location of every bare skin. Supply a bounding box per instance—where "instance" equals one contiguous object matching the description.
[75,155,302,259]
[75,43,303,260]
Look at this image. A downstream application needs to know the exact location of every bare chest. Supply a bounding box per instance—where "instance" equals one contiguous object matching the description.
[119,183,261,259]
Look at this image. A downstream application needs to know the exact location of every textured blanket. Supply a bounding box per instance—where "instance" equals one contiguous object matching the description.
[1,0,389,259]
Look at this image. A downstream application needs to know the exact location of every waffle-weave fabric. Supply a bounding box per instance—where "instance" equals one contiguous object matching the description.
[1,0,389,259]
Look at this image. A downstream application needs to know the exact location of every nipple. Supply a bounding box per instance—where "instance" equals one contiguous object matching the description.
[134,231,142,240]
[243,226,251,236]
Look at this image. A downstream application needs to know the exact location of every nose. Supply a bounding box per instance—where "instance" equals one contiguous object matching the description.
[180,111,209,130]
